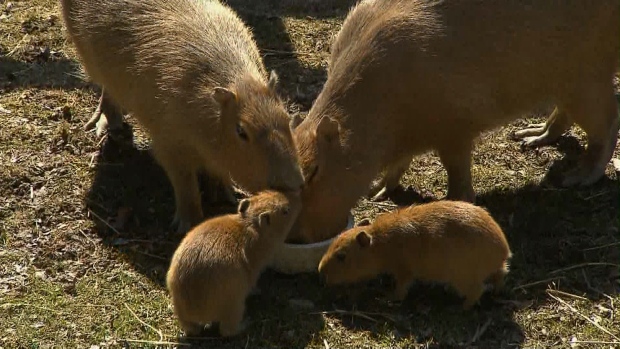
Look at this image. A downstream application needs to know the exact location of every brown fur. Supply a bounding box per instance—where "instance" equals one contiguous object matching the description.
[318,200,512,309]
[60,0,304,232]
[292,0,620,243]
[165,190,301,336]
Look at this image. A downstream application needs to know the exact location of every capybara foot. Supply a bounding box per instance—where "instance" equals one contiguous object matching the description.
[179,319,204,337]
[171,213,200,235]
[84,91,125,138]
[513,108,572,149]
[369,183,392,202]
[459,283,484,310]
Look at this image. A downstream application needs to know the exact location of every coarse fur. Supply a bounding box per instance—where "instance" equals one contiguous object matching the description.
[318,200,512,309]
[292,0,620,243]
[165,190,302,337]
[59,0,304,232]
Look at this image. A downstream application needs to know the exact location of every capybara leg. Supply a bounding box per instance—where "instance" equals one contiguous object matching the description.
[390,279,412,302]
[218,299,246,337]
[369,156,412,201]
[84,88,125,138]
[487,267,508,293]
[152,142,203,233]
[179,319,204,337]
[513,107,572,148]
[562,85,619,187]
[457,282,485,310]
[438,139,475,203]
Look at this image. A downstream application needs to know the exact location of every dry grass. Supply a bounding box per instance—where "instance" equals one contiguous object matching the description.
[1,0,619,348]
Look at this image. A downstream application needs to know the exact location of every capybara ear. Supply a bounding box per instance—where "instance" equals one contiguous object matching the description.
[238,198,250,216]
[317,117,339,143]
[267,70,279,91]
[356,230,371,247]
[358,218,372,226]
[290,112,304,129]
[212,87,237,108]
[258,212,271,227]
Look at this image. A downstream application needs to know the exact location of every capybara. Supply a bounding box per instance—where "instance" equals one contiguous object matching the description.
[318,200,512,309]
[291,0,620,243]
[60,0,304,232]
[166,190,302,336]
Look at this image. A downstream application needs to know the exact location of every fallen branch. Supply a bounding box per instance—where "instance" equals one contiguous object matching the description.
[123,303,164,342]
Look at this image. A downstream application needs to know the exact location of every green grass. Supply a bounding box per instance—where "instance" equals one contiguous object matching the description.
[1,0,619,348]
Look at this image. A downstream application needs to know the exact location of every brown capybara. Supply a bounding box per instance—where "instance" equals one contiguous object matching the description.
[166,190,301,336]
[291,0,620,243]
[318,200,512,309]
[60,0,304,232]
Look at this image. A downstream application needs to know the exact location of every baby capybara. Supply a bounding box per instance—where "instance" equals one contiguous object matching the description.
[166,190,301,336]
[318,200,512,309]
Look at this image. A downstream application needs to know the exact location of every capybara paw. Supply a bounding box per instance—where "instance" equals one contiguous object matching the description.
[369,186,390,202]
[171,215,195,235]
[511,123,546,140]
[561,165,606,187]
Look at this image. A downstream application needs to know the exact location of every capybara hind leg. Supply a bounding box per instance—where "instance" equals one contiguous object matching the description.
[218,299,246,337]
[438,139,475,203]
[84,88,125,138]
[152,142,203,233]
[179,319,204,337]
[513,107,572,148]
[487,268,508,293]
[369,156,412,201]
[456,282,485,310]
[562,86,619,187]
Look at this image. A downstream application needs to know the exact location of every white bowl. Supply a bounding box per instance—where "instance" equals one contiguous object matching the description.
[269,213,355,275]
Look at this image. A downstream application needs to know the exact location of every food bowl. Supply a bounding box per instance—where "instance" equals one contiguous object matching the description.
[269,213,355,275]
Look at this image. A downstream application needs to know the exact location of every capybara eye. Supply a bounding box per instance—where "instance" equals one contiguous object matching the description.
[336,252,346,262]
[307,165,319,183]
[282,207,290,215]
[236,123,249,141]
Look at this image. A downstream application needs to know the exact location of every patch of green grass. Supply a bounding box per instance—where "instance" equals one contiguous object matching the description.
[1,0,619,348]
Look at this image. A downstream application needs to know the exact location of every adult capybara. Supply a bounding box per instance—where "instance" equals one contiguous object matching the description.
[166,190,302,336]
[60,0,304,232]
[318,200,512,309]
[292,0,620,242]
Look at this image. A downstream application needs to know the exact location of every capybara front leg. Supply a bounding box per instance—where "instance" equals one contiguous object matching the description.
[369,156,412,201]
[84,88,125,138]
[152,142,203,234]
[562,85,619,187]
[512,106,572,148]
[438,139,475,203]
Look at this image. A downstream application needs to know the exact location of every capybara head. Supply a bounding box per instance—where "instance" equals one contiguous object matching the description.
[237,189,302,237]
[318,225,380,285]
[212,71,304,193]
[291,115,366,243]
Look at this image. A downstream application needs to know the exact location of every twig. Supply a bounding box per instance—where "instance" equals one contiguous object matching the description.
[88,209,122,235]
[122,339,190,346]
[323,338,330,349]
[545,289,588,301]
[469,318,493,344]
[571,341,620,345]
[548,262,619,275]
[132,249,168,261]
[1,303,61,313]
[583,242,620,251]
[547,293,619,340]
[311,309,378,323]
[123,303,164,342]
[512,277,564,291]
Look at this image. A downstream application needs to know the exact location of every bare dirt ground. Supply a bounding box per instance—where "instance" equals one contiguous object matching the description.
[1,0,619,348]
